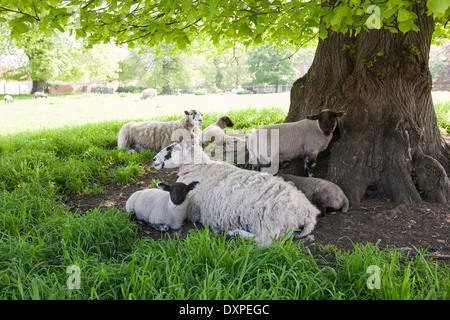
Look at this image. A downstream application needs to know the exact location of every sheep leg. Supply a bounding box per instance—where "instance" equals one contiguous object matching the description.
[226,229,258,241]
[304,156,316,177]
[130,142,142,153]
[150,224,169,232]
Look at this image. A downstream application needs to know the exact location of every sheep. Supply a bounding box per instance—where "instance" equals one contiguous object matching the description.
[4,95,14,103]
[117,109,203,152]
[276,161,349,216]
[201,115,234,146]
[126,181,199,231]
[152,142,321,246]
[246,109,345,176]
[34,92,48,99]
[140,88,157,100]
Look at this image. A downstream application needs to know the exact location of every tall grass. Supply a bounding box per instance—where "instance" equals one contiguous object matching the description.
[0,106,449,300]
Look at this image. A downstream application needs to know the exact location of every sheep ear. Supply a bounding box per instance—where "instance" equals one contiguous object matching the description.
[184,110,189,115]
[157,182,171,191]
[307,114,319,120]
[280,161,291,169]
[188,181,199,191]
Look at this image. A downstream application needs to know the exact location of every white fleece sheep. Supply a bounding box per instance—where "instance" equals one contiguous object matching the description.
[4,95,14,103]
[201,115,234,146]
[277,161,349,216]
[247,109,345,176]
[117,109,203,152]
[153,142,321,245]
[126,181,199,231]
[140,88,157,100]
[34,92,48,98]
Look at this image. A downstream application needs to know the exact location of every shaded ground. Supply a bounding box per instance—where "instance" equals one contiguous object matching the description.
[64,135,450,260]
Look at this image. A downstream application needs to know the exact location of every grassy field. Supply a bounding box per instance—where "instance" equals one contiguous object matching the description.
[1,91,449,135]
[0,96,449,300]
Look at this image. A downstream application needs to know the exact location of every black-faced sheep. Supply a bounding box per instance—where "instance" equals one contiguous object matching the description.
[140,88,157,100]
[276,161,349,216]
[126,181,199,231]
[34,92,48,99]
[152,142,321,246]
[117,109,203,152]
[246,109,345,176]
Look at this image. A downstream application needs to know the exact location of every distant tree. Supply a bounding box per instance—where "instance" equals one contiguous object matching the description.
[214,46,249,91]
[246,44,299,92]
[0,30,121,93]
[118,48,155,85]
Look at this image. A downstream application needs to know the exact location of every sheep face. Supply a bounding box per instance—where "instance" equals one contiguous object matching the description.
[307,109,345,137]
[157,181,199,205]
[219,115,234,128]
[153,143,185,169]
[185,110,203,128]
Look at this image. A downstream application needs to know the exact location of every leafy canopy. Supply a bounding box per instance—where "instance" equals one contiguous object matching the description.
[0,0,449,51]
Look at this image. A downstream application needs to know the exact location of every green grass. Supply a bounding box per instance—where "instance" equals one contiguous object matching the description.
[435,101,450,133]
[1,104,449,300]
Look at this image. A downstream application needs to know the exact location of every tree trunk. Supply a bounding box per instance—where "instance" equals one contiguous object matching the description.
[286,7,450,207]
[31,80,48,94]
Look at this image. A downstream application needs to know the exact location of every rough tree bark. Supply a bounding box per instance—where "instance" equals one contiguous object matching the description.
[286,6,450,207]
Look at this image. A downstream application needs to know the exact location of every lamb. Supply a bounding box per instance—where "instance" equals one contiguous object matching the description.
[201,115,234,146]
[246,109,345,176]
[140,88,157,100]
[126,181,199,231]
[276,161,349,216]
[4,95,14,103]
[152,142,321,246]
[117,109,203,152]
[34,92,48,99]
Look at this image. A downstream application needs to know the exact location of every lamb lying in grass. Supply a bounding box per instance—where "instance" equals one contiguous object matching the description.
[117,109,203,152]
[126,181,199,231]
[153,142,320,245]
[276,161,349,216]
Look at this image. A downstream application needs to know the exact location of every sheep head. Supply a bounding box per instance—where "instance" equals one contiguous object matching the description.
[157,181,199,205]
[184,109,204,128]
[307,109,346,137]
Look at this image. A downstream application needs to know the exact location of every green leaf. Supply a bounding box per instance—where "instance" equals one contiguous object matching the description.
[397,8,411,22]
[398,20,419,33]
[319,27,328,40]
[427,0,450,16]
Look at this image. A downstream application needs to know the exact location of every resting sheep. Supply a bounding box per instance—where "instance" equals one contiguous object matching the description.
[246,109,345,176]
[276,161,349,216]
[117,109,203,152]
[34,92,48,99]
[201,115,234,146]
[140,88,157,100]
[126,181,199,231]
[153,142,321,246]
[4,95,14,103]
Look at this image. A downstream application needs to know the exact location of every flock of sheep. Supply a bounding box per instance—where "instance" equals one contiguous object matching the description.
[121,98,349,246]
